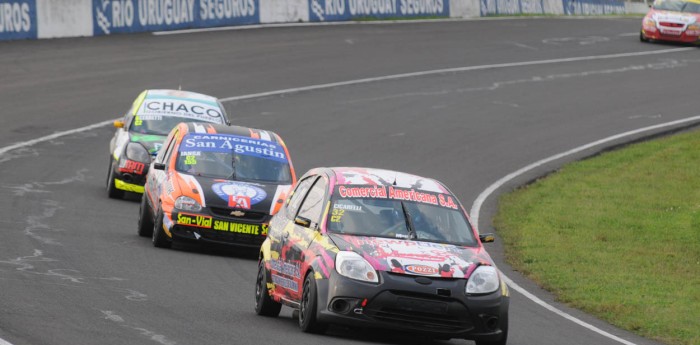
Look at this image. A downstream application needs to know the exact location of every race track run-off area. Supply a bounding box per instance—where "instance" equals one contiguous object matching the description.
[1,17,698,345]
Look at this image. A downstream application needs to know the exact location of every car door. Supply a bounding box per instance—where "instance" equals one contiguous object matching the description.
[268,175,317,301]
[285,175,329,301]
[147,129,178,208]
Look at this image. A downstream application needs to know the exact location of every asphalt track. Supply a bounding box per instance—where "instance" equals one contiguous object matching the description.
[1,17,698,345]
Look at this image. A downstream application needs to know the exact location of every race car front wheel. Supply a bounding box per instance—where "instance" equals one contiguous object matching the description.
[152,207,172,248]
[255,260,282,317]
[299,272,327,334]
[106,159,125,199]
[138,194,154,237]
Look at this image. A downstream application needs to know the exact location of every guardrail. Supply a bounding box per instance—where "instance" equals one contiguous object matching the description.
[0,0,649,41]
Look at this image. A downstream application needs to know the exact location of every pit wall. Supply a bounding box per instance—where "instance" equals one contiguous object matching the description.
[0,0,649,41]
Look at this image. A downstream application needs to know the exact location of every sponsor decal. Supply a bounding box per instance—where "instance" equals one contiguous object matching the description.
[336,185,458,209]
[93,0,259,36]
[330,208,345,222]
[309,0,448,22]
[563,0,624,15]
[333,203,362,211]
[177,212,212,228]
[212,220,261,234]
[182,134,288,163]
[228,195,250,209]
[404,264,438,275]
[269,259,301,278]
[213,182,267,207]
[271,274,298,291]
[141,99,223,121]
[119,159,146,174]
[0,0,36,41]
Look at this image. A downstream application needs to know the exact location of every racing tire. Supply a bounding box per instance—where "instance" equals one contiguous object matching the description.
[475,315,508,345]
[106,159,125,199]
[299,273,327,334]
[254,260,282,317]
[137,194,154,237]
[152,207,172,248]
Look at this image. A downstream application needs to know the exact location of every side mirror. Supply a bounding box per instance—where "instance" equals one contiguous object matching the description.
[294,216,311,228]
[153,162,166,170]
[113,120,124,128]
[479,233,495,243]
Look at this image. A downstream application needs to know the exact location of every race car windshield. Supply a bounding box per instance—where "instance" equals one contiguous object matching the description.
[653,0,700,12]
[175,134,292,183]
[327,187,478,247]
[129,115,223,136]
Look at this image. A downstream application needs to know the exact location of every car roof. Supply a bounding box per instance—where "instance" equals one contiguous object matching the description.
[328,167,450,194]
[132,89,226,123]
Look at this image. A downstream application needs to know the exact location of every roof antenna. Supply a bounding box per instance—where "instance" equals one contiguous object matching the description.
[392,173,397,186]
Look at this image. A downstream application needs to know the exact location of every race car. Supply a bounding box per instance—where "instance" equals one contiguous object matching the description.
[107,89,231,199]
[138,122,296,249]
[640,0,700,44]
[255,167,509,345]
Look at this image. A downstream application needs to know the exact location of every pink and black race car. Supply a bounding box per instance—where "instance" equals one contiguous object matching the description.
[641,0,700,44]
[255,167,509,345]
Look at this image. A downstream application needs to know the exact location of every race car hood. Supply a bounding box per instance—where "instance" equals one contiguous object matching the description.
[176,174,291,216]
[129,133,167,155]
[651,10,699,24]
[328,234,494,279]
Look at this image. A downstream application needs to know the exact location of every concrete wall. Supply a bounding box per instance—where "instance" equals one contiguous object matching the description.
[0,0,647,41]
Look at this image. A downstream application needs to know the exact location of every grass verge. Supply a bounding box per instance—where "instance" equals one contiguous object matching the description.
[494,129,700,345]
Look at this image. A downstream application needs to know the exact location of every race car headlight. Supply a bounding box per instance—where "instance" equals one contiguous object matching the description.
[688,23,700,31]
[126,142,151,163]
[335,251,379,283]
[466,266,500,294]
[175,196,202,212]
[643,18,656,27]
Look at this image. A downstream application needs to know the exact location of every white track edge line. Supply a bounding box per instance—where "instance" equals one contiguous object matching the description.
[219,47,693,102]
[470,114,700,345]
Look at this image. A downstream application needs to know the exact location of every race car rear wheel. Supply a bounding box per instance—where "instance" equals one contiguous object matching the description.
[106,159,125,199]
[255,260,282,317]
[299,273,327,334]
[137,194,154,237]
[152,207,172,248]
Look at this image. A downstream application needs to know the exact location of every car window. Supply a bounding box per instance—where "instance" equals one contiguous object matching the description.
[297,178,328,228]
[174,133,293,183]
[287,177,316,218]
[326,185,478,246]
[157,130,178,164]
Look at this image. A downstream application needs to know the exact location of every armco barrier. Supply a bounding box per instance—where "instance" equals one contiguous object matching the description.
[0,0,648,41]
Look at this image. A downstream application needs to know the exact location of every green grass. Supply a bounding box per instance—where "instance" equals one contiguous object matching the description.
[494,129,700,345]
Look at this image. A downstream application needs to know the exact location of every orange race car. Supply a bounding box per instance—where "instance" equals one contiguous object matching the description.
[138,122,296,249]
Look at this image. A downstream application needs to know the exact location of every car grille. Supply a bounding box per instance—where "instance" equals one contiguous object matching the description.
[199,229,265,247]
[209,206,268,221]
[659,22,684,28]
[364,291,473,333]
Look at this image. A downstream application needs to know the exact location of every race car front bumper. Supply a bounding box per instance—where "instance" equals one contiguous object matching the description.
[314,270,509,342]
[166,210,269,248]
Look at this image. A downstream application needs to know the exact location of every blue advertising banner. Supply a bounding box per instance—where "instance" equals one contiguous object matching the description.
[93,0,259,36]
[309,0,449,22]
[0,0,37,40]
[562,0,624,15]
[480,0,544,16]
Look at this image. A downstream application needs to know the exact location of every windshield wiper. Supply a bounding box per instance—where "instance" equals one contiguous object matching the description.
[399,201,417,240]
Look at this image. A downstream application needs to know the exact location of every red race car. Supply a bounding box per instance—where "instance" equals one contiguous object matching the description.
[255,167,509,345]
[641,0,700,44]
